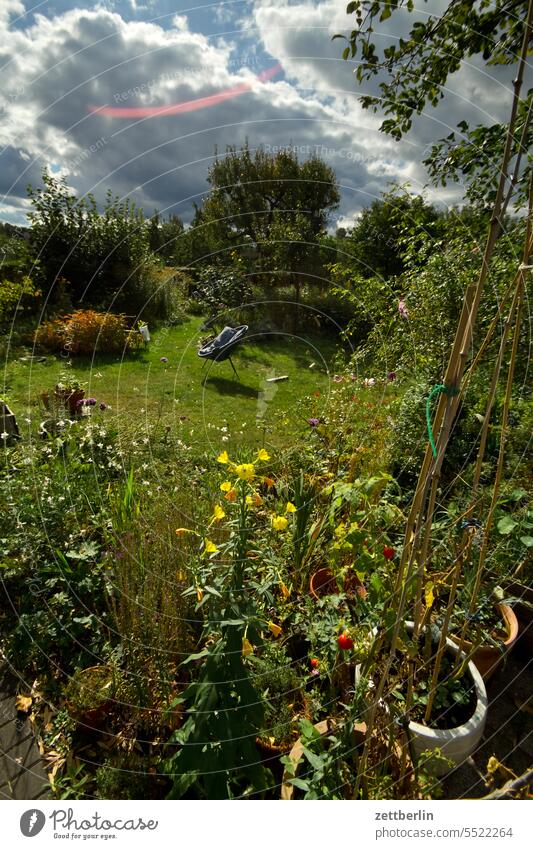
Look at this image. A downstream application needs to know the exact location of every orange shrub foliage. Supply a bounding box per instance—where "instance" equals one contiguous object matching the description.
[34,310,143,355]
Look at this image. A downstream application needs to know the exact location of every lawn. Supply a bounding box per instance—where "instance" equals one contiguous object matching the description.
[4,315,342,448]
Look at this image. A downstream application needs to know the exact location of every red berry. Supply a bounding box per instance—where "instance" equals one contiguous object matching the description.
[310,658,319,668]
[337,631,354,651]
[383,545,395,561]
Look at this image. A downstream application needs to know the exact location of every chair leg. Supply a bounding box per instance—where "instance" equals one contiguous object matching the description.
[229,357,239,379]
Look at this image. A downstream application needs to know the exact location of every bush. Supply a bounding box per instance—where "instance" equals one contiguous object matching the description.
[0,275,42,328]
[189,266,253,316]
[34,310,143,355]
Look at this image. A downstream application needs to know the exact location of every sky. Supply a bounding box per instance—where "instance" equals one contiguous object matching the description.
[0,0,525,228]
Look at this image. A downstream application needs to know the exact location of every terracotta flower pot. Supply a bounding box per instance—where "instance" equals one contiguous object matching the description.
[309,567,367,600]
[55,387,85,415]
[504,582,533,655]
[451,603,519,681]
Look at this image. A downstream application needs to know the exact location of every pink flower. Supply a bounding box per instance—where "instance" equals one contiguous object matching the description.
[332,375,344,383]
[398,300,408,319]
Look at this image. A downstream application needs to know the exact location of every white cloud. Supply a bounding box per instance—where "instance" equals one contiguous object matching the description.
[0,1,524,228]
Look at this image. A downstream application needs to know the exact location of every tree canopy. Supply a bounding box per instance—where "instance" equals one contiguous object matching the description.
[337,0,533,211]
[190,145,340,288]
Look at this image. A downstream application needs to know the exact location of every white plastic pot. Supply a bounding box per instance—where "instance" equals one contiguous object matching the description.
[356,621,487,776]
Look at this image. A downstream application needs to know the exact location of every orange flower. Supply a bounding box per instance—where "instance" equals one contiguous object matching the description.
[224,488,237,502]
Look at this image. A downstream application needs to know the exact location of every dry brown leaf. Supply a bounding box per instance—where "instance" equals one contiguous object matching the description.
[15,694,32,713]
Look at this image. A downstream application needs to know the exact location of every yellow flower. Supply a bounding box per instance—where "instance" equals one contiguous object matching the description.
[212,504,225,523]
[217,450,230,464]
[196,587,203,603]
[256,448,270,461]
[245,492,262,507]
[220,481,232,492]
[280,581,290,599]
[176,569,186,581]
[242,637,254,657]
[203,538,219,555]
[175,527,192,537]
[224,488,237,502]
[268,621,282,638]
[285,501,297,514]
[235,463,255,482]
[272,515,289,532]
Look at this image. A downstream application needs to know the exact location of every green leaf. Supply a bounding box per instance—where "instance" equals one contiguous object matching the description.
[181,648,210,665]
[289,777,311,792]
[302,745,325,772]
[497,516,518,535]
[520,536,533,548]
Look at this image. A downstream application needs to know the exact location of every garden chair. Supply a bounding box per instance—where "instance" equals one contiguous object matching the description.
[198,324,248,379]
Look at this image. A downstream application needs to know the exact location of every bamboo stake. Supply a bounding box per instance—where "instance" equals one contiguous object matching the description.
[454,175,532,660]
[353,0,533,794]
[424,555,463,723]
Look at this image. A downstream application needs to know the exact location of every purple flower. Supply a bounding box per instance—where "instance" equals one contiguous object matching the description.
[387,372,397,382]
[99,402,107,411]
[308,417,320,428]
[160,356,168,363]
[86,397,97,406]
[398,299,409,319]
[76,398,85,407]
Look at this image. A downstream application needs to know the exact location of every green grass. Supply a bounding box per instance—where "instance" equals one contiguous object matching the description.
[4,315,342,448]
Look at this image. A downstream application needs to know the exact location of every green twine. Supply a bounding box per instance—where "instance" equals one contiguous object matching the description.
[426,383,459,458]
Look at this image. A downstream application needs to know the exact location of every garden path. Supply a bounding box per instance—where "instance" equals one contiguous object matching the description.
[0,664,50,800]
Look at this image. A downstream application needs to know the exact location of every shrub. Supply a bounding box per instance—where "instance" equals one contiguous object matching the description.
[34,310,143,355]
[0,275,42,328]
[189,265,253,316]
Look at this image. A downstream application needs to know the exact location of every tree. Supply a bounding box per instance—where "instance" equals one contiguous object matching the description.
[27,172,150,309]
[195,144,340,297]
[343,186,445,279]
[148,212,185,262]
[336,0,533,211]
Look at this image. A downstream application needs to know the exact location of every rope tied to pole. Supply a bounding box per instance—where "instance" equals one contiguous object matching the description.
[426,383,459,458]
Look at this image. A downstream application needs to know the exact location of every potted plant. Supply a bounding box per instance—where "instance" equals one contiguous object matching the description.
[309,565,367,599]
[356,621,487,776]
[439,565,519,680]
[248,645,308,759]
[280,717,367,799]
[42,372,86,416]
[54,376,86,415]
[64,665,118,729]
